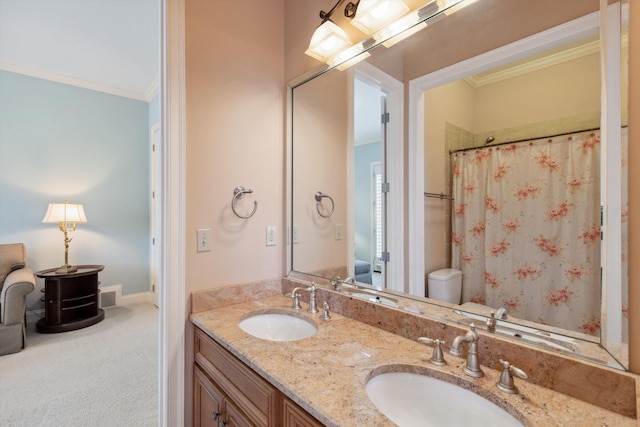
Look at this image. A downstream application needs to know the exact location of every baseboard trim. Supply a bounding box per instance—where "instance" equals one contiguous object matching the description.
[120,291,153,306]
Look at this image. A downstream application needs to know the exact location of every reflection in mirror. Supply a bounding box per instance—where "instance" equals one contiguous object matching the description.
[600,0,629,367]
[291,69,349,279]
[353,78,385,287]
[290,0,628,370]
[425,37,602,336]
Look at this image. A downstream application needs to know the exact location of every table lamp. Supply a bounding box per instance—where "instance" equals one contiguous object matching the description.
[42,201,88,274]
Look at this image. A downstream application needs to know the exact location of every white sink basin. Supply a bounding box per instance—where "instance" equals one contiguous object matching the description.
[239,311,317,342]
[366,370,523,427]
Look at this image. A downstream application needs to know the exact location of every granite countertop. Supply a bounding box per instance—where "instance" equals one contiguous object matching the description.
[191,294,636,427]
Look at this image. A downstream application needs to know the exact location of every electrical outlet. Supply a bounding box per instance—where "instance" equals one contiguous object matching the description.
[335,224,343,240]
[266,226,276,246]
[197,228,212,252]
[292,225,300,244]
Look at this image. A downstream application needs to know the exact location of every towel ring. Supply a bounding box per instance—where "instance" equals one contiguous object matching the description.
[232,186,258,219]
[315,191,335,218]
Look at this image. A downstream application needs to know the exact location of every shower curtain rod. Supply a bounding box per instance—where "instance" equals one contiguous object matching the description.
[449,126,605,155]
[424,192,454,200]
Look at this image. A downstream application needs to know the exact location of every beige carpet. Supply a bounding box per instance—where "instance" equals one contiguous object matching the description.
[0,302,158,427]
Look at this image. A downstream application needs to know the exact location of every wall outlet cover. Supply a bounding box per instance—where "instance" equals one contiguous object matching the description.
[266,226,276,246]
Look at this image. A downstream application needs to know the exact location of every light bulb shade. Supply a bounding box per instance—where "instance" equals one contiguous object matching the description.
[305,20,352,62]
[351,0,410,35]
[42,202,88,224]
[374,11,427,47]
[327,45,371,71]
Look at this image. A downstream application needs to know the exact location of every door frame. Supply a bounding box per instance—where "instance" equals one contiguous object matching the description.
[160,0,186,424]
[349,63,404,293]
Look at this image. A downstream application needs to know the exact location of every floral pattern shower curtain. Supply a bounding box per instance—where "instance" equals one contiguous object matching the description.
[451,131,601,335]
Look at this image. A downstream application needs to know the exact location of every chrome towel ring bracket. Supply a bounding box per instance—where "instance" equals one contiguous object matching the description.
[315,191,335,218]
[232,186,258,219]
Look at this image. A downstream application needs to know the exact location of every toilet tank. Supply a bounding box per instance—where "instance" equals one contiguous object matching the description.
[427,269,462,304]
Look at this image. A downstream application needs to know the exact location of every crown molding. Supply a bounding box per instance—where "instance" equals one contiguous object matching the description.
[464,39,600,88]
[145,78,159,101]
[0,61,154,102]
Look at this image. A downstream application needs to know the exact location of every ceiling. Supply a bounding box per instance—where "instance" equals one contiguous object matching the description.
[0,0,160,101]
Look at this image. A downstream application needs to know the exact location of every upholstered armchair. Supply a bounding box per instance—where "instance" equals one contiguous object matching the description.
[0,243,35,356]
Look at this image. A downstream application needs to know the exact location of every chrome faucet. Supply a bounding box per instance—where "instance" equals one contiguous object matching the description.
[343,276,356,286]
[495,307,507,320]
[333,275,357,291]
[290,282,318,313]
[450,324,484,378]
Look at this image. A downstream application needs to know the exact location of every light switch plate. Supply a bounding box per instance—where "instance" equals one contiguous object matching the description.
[197,228,212,252]
[335,224,343,240]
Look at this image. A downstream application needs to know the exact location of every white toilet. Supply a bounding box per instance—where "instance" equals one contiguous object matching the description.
[427,269,462,304]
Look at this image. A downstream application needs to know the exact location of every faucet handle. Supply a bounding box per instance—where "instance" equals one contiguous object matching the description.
[418,337,447,366]
[291,292,302,310]
[486,311,497,333]
[497,359,528,394]
[320,301,331,320]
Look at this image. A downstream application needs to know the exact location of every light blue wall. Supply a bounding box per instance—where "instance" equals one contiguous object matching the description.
[0,70,150,307]
[354,141,381,264]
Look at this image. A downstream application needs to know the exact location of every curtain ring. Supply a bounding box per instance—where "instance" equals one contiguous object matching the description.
[232,186,258,219]
[315,191,335,218]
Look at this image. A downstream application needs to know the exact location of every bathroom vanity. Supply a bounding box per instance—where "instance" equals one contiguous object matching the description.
[190,278,638,427]
[193,327,322,426]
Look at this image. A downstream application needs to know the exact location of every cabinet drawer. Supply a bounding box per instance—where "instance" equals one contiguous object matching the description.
[194,327,279,425]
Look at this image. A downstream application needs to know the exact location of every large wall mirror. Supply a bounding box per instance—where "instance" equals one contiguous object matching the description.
[289,0,629,370]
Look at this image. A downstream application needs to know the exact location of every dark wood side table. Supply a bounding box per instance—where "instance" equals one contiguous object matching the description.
[35,265,105,333]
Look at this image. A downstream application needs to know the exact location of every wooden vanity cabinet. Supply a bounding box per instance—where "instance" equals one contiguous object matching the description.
[194,327,278,426]
[194,327,323,427]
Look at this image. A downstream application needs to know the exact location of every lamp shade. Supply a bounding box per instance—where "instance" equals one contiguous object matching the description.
[42,202,88,224]
[305,20,352,62]
[351,0,409,35]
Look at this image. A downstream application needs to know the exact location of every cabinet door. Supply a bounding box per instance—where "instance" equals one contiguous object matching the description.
[224,398,256,427]
[194,327,279,425]
[194,366,224,427]
[282,397,324,427]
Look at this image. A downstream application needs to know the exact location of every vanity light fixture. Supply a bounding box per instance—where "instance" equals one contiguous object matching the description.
[327,44,371,70]
[305,20,352,62]
[42,200,88,274]
[306,0,473,68]
[375,11,426,47]
[375,1,440,47]
[350,0,410,35]
[305,0,353,62]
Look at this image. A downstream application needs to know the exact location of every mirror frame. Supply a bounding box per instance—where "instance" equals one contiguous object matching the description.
[287,2,628,370]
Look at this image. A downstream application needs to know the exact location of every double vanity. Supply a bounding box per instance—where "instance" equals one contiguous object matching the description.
[190,278,638,426]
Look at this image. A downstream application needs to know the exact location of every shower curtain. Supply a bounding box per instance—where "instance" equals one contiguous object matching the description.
[451,130,602,335]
